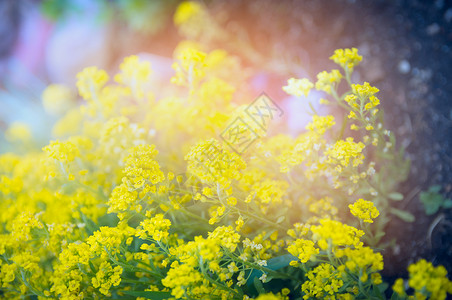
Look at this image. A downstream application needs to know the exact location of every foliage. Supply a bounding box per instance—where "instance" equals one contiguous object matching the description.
[420,185,452,216]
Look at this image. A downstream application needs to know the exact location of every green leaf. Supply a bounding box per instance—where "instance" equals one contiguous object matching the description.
[425,202,441,215]
[388,192,404,201]
[276,216,285,224]
[266,254,297,270]
[443,199,452,208]
[246,255,295,288]
[429,185,441,193]
[390,208,415,222]
[253,276,266,294]
[375,231,386,240]
[420,188,445,215]
[121,290,171,299]
[378,282,389,293]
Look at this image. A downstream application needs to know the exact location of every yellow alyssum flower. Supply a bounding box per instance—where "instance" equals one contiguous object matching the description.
[407,259,452,300]
[302,263,343,299]
[208,226,241,252]
[311,219,364,249]
[171,46,207,87]
[135,214,171,241]
[392,278,406,296]
[123,144,164,188]
[325,137,365,168]
[92,261,123,296]
[330,48,362,72]
[185,138,246,187]
[114,55,152,99]
[306,115,336,135]
[351,82,379,99]
[76,66,109,101]
[315,69,342,95]
[161,261,204,299]
[287,239,319,264]
[5,122,32,143]
[42,84,74,115]
[282,78,314,97]
[335,246,383,277]
[174,1,204,26]
[349,198,379,223]
[255,293,285,300]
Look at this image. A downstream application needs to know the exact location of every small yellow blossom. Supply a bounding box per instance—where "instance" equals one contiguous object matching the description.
[282,78,314,97]
[315,69,342,95]
[42,84,74,115]
[330,48,362,72]
[174,1,204,26]
[287,239,319,263]
[5,122,32,143]
[349,198,379,223]
[76,66,109,100]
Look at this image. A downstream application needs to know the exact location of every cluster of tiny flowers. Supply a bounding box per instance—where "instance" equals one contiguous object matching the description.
[349,198,380,223]
[0,33,448,300]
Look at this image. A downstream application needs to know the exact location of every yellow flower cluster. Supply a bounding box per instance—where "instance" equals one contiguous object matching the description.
[287,239,319,264]
[315,69,343,95]
[76,66,109,101]
[336,246,383,283]
[301,263,344,299]
[282,78,314,97]
[393,259,452,300]
[114,55,152,99]
[185,138,246,187]
[329,48,363,72]
[136,214,172,241]
[349,198,380,223]
[43,139,79,163]
[0,41,448,300]
[326,137,365,169]
[41,84,74,115]
[91,261,122,295]
[311,218,364,249]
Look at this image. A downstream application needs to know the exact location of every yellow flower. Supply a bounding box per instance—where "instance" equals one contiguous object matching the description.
[114,55,152,99]
[92,261,123,296]
[76,66,109,100]
[351,82,379,99]
[282,78,314,97]
[325,137,365,169]
[287,239,319,263]
[335,246,383,275]
[135,214,171,241]
[302,263,343,299]
[5,122,32,143]
[171,46,207,87]
[43,140,79,163]
[392,278,406,296]
[42,84,74,115]
[349,199,379,223]
[315,69,342,95]
[255,293,282,300]
[330,48,362,72]
[407,259,452,300]
[185,138,246,187]
[306,115,335,135]
[311,219,364,249]
[174,1,204,26]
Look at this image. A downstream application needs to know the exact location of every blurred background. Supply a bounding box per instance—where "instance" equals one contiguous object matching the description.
[0,0,452,280]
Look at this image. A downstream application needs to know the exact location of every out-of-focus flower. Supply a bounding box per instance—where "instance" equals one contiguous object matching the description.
[5,122,32,143]
[282,78,314,97]
[42,84,74,115]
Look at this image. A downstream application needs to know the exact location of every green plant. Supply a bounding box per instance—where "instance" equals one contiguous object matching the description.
[420,185,452,216]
